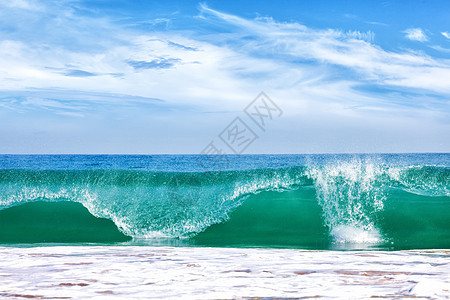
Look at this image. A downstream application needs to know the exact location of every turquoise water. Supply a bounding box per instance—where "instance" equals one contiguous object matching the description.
[0,154,449,249]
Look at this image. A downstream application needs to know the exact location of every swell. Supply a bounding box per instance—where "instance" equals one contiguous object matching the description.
[0,201,130,243]
[193,188,450,249]
[0,162,449,249]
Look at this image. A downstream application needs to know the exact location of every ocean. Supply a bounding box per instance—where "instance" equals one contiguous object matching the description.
[0,154,449,298]
[1,154,449,249]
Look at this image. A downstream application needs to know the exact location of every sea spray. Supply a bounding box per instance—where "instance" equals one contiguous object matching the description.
[306,158,387,244]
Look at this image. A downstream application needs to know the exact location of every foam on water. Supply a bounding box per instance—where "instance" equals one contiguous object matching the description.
[331,225,383,244]
[0,246,449,299]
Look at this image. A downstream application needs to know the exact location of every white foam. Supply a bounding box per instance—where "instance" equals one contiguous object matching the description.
[331,225,383,244]
[0,246,448,299]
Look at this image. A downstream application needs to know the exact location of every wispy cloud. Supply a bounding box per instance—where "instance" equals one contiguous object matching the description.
[2,2,450,111]
[365,21,388,26]
[442,32,450,39]
[403,28,428,42]
[0,89,166,119]
[430,45,450,53]
[0,1,449,153]
[199,5,450,94]
[0,0,42,10]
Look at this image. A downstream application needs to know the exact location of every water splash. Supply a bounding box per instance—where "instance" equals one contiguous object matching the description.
[306,158,386,244]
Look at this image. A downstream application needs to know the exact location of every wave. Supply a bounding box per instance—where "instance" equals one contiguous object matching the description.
[0,201,130,243]
[0,159,449,249]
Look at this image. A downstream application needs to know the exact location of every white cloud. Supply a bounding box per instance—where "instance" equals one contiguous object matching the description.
[442,32,450,39]
[1,2,449,153]
[403,28,428,42]
[0,0,40,10]
[199,6,450,94]
[2,3,449,112]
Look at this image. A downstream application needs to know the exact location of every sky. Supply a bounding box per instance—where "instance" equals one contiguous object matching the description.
[0,0,449,154]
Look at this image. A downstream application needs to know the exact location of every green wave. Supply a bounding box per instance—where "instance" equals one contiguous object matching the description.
[0,201,130,243]
[193,188,330,249]
[0,163,449,249]
[193,188,450,249]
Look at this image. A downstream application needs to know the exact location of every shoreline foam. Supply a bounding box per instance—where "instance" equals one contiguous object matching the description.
[0,246,448,299]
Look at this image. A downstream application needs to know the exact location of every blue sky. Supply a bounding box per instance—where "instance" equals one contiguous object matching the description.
[0,0,449,154]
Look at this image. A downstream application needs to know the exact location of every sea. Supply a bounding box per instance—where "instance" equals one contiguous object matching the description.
[0,154,449,298]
